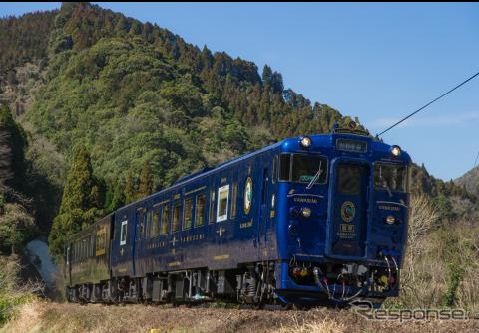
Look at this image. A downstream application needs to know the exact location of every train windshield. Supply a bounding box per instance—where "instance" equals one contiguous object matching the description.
[279,154,327,184]
[374,163,407,192]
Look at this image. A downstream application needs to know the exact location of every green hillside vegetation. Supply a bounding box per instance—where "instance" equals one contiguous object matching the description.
[0,2,477,322]
[456,166,479,199]
[0,106,36,254]
[0,2,476,254]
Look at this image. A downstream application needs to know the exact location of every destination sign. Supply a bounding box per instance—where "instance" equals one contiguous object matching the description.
[336,139,367,153]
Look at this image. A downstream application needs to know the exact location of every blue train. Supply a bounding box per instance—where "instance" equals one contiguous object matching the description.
[65,122,411,308]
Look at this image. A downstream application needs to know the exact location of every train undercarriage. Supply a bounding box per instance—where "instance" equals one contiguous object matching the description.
[67,259,398,309]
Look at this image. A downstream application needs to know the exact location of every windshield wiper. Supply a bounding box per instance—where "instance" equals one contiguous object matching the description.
[378,166,393,197]
[306,161,323,190]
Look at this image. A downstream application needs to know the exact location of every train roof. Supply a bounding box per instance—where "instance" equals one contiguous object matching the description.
[115,131,409,213]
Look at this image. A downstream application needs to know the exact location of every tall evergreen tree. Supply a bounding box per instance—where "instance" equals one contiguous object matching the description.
[261,64,273,86]
[49,145,102,255]
[110,181,126,211]
[0,106,27,192]
[137,161,154,199]
[124,170,136,204]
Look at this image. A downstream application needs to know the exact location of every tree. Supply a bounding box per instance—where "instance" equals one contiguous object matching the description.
[124,170,136,204]
[0,203,35,254]
[0,106,27,192]
[270,72,284,93]
[137,161,154,199]
[49,145,103,255]
[261,64,272,86]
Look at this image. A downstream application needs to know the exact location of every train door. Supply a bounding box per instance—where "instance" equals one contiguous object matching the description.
[65,244,71,286]
[133,207,145,276]
[111,209,135,277]
[257,158,272,252]
[327,160,370,258]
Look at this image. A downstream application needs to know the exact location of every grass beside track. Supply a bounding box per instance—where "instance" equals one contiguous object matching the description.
[2,300,479,333]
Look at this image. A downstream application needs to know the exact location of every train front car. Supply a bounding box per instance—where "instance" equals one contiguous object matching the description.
[274,127,411,307]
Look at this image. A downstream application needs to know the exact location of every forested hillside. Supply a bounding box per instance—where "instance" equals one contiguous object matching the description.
[0,2,475,255]
[456,166,479,198]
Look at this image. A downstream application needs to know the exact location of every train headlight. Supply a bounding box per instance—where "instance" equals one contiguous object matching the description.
[299,136,312,148]
[301,207,312,218]
[391,145,401,157]
[385,215,396,225]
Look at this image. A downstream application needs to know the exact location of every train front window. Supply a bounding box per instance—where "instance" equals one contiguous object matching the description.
[292,155,327,184]
[374,163,407,193]
[279,154,291,181]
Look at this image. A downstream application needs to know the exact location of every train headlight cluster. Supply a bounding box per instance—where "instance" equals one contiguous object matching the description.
[391,145,401,157]
[299,136,312,148]
[301,207,312,218]
[385,215,396,225]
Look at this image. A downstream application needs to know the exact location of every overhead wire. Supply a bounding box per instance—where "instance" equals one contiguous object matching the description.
[377,71,479,137]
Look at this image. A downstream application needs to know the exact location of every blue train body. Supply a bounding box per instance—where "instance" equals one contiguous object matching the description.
[66,127,411,307]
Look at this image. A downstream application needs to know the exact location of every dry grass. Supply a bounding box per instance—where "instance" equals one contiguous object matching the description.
[277,314,346,333]
[2,301,479,333]
[387,195,479,312]
[0,256,43,325]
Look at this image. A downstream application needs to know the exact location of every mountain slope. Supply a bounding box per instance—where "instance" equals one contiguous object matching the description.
[456,166,479,198]
[21,3,356,192]
[0,2,475,233]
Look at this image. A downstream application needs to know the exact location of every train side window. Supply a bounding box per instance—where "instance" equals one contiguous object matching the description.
[183,198,193,230]
[90,235,94,257]
[160,205,170,235]
[196,194,206,227]
[120,220,128,245]
[146,210,152,239]
[172,202,182,233]
[137,210,146,239]
[73,242,76,262]
[152,209,160,237]
[279,154,291,181]
[217,184,229,222]
[272,155,278,184]
[230,183,238,219]
[209,190,216,224]
[96,226,106,256]
[81,239,85,260]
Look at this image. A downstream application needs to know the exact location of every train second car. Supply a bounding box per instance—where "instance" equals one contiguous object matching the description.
[65,124,411,308]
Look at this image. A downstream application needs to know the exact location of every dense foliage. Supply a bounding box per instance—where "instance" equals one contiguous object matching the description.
[0,10,56,76]
[0,106,35,254]
[49,145,104,255]
[24,3,358,217]
[0,2,475,255]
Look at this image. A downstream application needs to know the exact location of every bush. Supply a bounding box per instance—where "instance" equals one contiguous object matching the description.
[386,195,479,312]
[0,256,42,325]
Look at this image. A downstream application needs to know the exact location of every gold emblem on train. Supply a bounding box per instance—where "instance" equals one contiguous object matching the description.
[340,201,356,223]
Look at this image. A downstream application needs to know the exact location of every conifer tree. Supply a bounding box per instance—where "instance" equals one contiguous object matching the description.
[124,170,136,204]
[261,64,272,86]
[49,145,102,255]
[0,106,27,192]
[137,161,154,199]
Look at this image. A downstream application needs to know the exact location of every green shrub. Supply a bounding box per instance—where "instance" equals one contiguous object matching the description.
[0,257,40,325]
